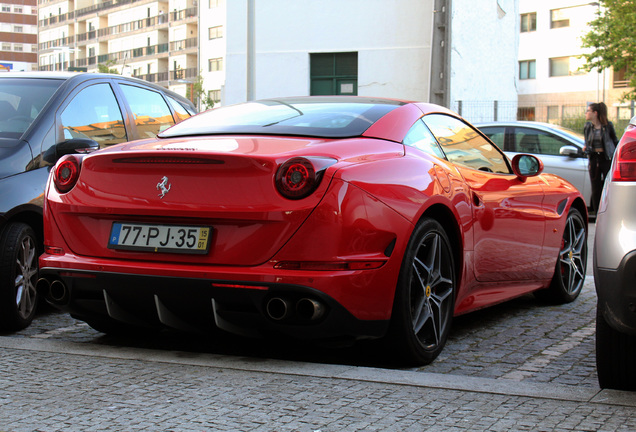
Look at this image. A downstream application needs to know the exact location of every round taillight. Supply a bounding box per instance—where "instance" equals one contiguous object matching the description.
[612,138,636,182]
[54,155,80,193]
[275,158,317,199]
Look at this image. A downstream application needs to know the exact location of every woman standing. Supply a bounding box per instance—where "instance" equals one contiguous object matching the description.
[584,102,618,214]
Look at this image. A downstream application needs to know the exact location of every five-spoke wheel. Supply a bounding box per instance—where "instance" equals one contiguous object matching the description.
[389,218,456,365]
[535,207,587,304]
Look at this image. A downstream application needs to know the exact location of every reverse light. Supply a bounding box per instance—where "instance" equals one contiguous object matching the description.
[54,155,81,193]
[275,157,336,200]
[612,138,636,181]
[44,245,64,255]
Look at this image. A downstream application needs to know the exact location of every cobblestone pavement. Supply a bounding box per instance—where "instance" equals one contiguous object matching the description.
[2,222,635,430]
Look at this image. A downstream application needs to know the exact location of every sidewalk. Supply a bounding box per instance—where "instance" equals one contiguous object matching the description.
[1,335,635,431]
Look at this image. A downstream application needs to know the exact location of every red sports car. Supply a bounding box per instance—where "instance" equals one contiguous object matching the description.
[38,97,588,365]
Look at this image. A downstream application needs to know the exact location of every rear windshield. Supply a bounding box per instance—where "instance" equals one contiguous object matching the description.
[0,78,64,138]
[159,97,404,139]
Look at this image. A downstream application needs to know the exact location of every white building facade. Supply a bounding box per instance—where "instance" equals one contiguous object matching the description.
[201,0,518,120]
[517,0,633,125]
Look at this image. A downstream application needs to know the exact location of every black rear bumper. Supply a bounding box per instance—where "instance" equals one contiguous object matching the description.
[595,250,636,336]
[39,268,389,341]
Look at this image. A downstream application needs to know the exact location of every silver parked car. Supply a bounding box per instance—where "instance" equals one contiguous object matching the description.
[477,121,591,206]
[594,115,636,390]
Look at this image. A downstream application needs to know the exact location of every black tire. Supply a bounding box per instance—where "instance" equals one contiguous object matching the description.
[535,207,587,304]
[0,222,40,331]
[596,306,636,390]
[388,218,456,366]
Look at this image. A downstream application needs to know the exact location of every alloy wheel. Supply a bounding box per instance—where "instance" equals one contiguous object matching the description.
[15,233,38,320]
[409,230,454,351]
[558,211,587,296]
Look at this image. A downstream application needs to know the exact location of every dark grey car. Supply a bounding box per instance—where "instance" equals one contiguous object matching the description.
[0,72,195,331]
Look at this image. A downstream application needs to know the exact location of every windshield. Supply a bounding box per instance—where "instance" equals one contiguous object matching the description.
[159,97,404,139]
[0,78,64,138]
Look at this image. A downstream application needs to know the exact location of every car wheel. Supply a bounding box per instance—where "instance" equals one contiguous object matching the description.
[388,218,456,365]
[0,223,40,331]
[596,306,636,390]
[535,207,587,304]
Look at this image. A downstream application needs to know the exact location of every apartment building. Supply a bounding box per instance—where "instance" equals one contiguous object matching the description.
[0,0,37,71]
[37,0,198,99]
[518,0,633,124]
[198,0,224,109]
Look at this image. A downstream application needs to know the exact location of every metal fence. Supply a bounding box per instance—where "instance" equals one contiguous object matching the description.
[454,100,636,132]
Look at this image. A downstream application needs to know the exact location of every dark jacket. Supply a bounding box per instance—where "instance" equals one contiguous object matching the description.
[584,121,618,160]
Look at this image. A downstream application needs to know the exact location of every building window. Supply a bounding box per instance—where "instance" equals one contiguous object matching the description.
[208,57,223,72]
[209,89,221,102]
[14,6,22,13]
[549,56,585,77]
[517,107,535,121]
[520,13,536,32]
[208,26,223,40]
[1,6,10,12]
[613,66,629,88]
[549,57,570,77]
[14,25,22,33]
[14,44,22,52]
[310,52,358,96]
[550,9,570,28]
[209,0,220,7]
[2,43,10,51]
[519,60,536,79]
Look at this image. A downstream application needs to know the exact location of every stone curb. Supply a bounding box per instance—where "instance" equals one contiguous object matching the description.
[3,335,635,408]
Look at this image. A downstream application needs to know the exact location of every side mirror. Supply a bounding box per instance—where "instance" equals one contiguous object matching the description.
[43,138,100,164]
[56,138,99,158]
[559,145,581,158]
[511,154,544,180]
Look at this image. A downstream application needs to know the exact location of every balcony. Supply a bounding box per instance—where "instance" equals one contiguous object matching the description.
[169,37,197,54]
[39,36,75,51]
[39,0,146,28]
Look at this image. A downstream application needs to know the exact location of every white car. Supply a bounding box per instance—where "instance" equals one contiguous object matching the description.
[594,115,636,390]
[476,121,591,207]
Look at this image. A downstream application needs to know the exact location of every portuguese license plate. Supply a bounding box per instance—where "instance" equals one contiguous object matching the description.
[108,222,211,254]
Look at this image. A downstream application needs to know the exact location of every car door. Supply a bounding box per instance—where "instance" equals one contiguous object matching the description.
[423,114,547,282]
[507,126,590,204]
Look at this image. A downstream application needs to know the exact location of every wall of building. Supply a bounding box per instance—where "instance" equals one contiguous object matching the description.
[516,0,633,124]
[223,0,435,105]
[518,0,600,98]
[199,0,226,110]
[448,0,519,122]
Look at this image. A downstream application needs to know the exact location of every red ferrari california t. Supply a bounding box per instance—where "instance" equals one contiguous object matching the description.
[38,97,587,365]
